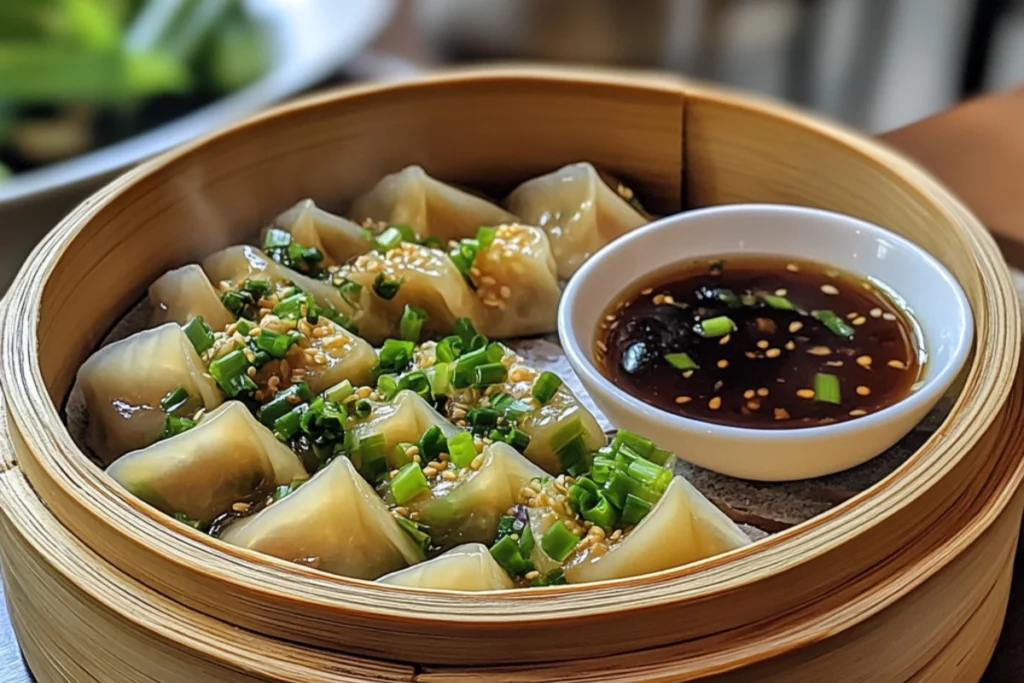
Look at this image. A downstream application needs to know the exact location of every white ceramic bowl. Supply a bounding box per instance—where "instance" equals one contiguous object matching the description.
[558,204,974,482]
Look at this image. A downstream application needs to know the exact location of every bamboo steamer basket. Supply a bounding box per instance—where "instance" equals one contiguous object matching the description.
[0,68,1021,680]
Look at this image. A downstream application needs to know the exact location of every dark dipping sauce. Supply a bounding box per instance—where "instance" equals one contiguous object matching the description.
[598,255,922,429]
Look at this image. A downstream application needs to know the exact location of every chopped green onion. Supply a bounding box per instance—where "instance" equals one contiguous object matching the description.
[273,292,315,321]
[449,239,479,279]
[392,443,414,468]
[220,290,250,317]
[398,371,430,398]
[530,569,567,587]
[256,383,312,427]
[395,516,431,552]
[611,430,654,459]
[814,372,841,404]
[376,374,399,401]
[474,362,508,387]
[519,521,535,555]
[183,316,215,354]
[627,458,670,490]
[540,521,580,562]
[337,278,363,306]
[447,431,477,468]
[324,380,354,403]
[454,318,479,347]
[812,310,855,339]
[532,371,563,404]
[741,293,757,306]
[208,350,256,398]
[490,392,531,422]
[158,415,196,441]
[468,407,499,431]
[351,399,372,420]
[429,362,451,396]
[710,259,725,272]
[264,228,291,249]
[391,462,429,504]
[476,226,496,250]
[358,433,388,482]
[272,481,304,502]
[664,352,698,371]
[378,339,415,374]
[254,329,294,358]
[621,493,654,524]
[399,305,428,342]
[582,492,617,530]
[558,436,591,475]
[648,447,674,466]
[421,236,444,249]
[490,535,534,576]
[499,427,532,454]
[436,336,463,363]
[451,346,490,389]
[699,316,736,338]
[372,273,403,300]
[235,319,255,336]
[242,279,271,297]
[159,386,190,414]
[391,224,417,242]
[549,415,585,454]
[762,294,794,310]
[419,425,447,462]
[272,407,305,441]
[717,290,743,309]
[374,226,405,253]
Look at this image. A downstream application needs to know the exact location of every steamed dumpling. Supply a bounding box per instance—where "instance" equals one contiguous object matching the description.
[286,317,376,392]
[378,543,514,590]
[406,441,548,549]
[273,199,372,266]
[108,403,306,525]
[350,165,517,243]
[74,323,222,465]
[219,456,424,579]
[562,476,751,584]
[352,390,458,467]
[149,264,234,331]
[506,162,649,279]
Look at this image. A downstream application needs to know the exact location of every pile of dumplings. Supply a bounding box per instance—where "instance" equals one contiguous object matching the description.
[73,162,751,591]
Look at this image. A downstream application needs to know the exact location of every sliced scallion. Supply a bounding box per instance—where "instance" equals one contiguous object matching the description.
[812,309,855,339]
[621,493,654,524]
[447,431,477,468]
[531,371,562,404]
[183,316,215,354]
[158,415,196,441]
[254,328,294,358]
[540,521,580,562]
[391,462,429,504]
[256,383,312,427]
[814,372,841,404]
[372,273,403,300]
[474,362,508,387]
[428,362,450,397]
[208,349,256,398]
[467,407,499,431]
[762,294,794,310]
[398,371,430,398]
[374,226,405,253]
[159,386,190,414]
[399,305,428,342]
[418,425,447,462]
[699,315,736,338]
[324,380,354,403]
[664,352,698,371]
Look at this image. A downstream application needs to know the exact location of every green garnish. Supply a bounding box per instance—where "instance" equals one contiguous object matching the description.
[396,516,431,552]
[357,432,388,482]
[699,316,735,338]
[208,349,256,398]
[272,480,304,502]
[474,362,508,387]
[253,328,294,358]
[398,371,431,399]
[377,338,415,375]
[467,407,499,432]
[324,380,354,403]
[490,534,534,576]
[337,278,363,307]
[812,310,855,339]
[813,372,841,404]
[391,462,429,504]
[183,316,214,354]
[158,414,196,441]
[476,226,497,250]
[540,521,580,562]
[173,513,203,530]
[399,305,428,342]
[531,371,562,404]
[621,494,654,524]
[762,294,794,310]
[372,273,403,300]
[447,431,477,468]
[376,374,399,401]
[716,289,742,308]
[664,352,698,371]
[418,425,447,462]
[159,386,190,414]
[256,383,312,427]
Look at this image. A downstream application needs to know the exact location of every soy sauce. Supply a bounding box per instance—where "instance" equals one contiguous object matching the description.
[598,255,922,429]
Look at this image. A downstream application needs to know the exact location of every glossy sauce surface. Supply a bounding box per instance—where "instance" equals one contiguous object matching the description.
[598,255,922,429]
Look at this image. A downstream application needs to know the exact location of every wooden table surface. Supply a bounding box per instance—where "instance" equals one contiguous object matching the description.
[1,71,1024,683]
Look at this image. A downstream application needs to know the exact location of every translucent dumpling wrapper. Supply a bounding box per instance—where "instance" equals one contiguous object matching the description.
[278,317,376,392]
[202,245,351,318]
[107,403,307,525]
[340,242,482,344]
[562,476,751,584]
[148,264,234,331]
[219,456,424,579]
[406,441,548,550]
[273,199,372,266]
[74,323,223,465]
[350,165,517,244]
[378,543,514,590]
[352,390,458,468]
[505,162,649,279]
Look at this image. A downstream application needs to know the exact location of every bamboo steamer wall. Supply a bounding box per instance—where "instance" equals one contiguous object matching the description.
[0,69,1022,680]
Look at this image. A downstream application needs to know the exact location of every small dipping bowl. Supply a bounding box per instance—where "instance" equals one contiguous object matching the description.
[558,204,974,481]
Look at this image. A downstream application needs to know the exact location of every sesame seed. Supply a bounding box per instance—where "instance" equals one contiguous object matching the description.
[796,389,815,399]
[789,321,803,333]
[500,285,512,299]
[605,314,616,322]
[888,359,907,370]
[652,294,665,305]
[746,400,761,410]
[774,288,787,296]
[821,284,839,295]
[640,288,653,295]
[663,295,675,304]
[765,348,782,358]
[713,380,724,391]
[717,359,729,369]
[856,385,871,396]
[807,346,831,356]
[524,570,540,581]
[246,366,256,378]
[850,409,867,417]
[683,370,694,379]
[774,408,791,420]
[674,395,692,404]
[846,312,859,320]
[870,308,882,318]
[442,470,458,481]
[882,312,897,321]
[719,334,731,345]
[745,352,757,359]
[470,454,484,470]
[422,467,438,478]
[743,389,755,400]
[757,340,769,349]
[757,387,769,397]
[856,355,872,367]
[708,396,722,410]
[826,360,844,367]
[596,340,608,353]
[786,263,799,272]
[480,275,496,286]
[232,502,250,513]
[785,340,796,351]
[853,316,867,326]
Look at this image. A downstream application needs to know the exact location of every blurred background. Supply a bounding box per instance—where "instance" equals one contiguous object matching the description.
[0,0,1021,286]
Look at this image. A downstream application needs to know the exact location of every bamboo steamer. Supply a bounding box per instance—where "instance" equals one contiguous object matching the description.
[0,68,1021,681]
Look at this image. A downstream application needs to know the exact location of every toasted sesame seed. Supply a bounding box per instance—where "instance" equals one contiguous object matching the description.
[442,470,458,481]
[745,351,757,359]
[856,385,871,396]
[789,321,803,333]
[500,285,512,299]
[388,469,399,480]
[807,345,831,356]
[480,275,496,286]
[853,316,867,326]
[652,294,665,305]
[719,334,731,345]
[683,370,694,379]
[713,380,724,391]
[708,396,722,410]
[596,340,608,353]
[757,340,770,349]
[846,312,859,320]
[640,288,653,295]
[774,288,787,296]
[717,359,729,369]
[246,366,256,378]
[232,502,250,513]
[775,408,791,420]
[870,307,883,318]
[605,314,616,322]
[796,388,815,399]
[746,400,761,410]
[856,355,872,367]
[675,395,692,404]
[765,348,782,358]
[409,511,420,521]
[743,389,755,400]
[882,312,897,321]
[821,284,839,295]
[850,409,868,416]
[888,359,907,370]
[422,466,438,478]
[785,340,796,351]
[786,263,799,272]
[524,570,540,581]
[826,360,844,367]
[757,387,769,397]
[470,454,484,470]
[663,295,675,304]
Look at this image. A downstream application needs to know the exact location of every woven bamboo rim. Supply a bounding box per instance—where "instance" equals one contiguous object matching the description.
[1,68,1021,667]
